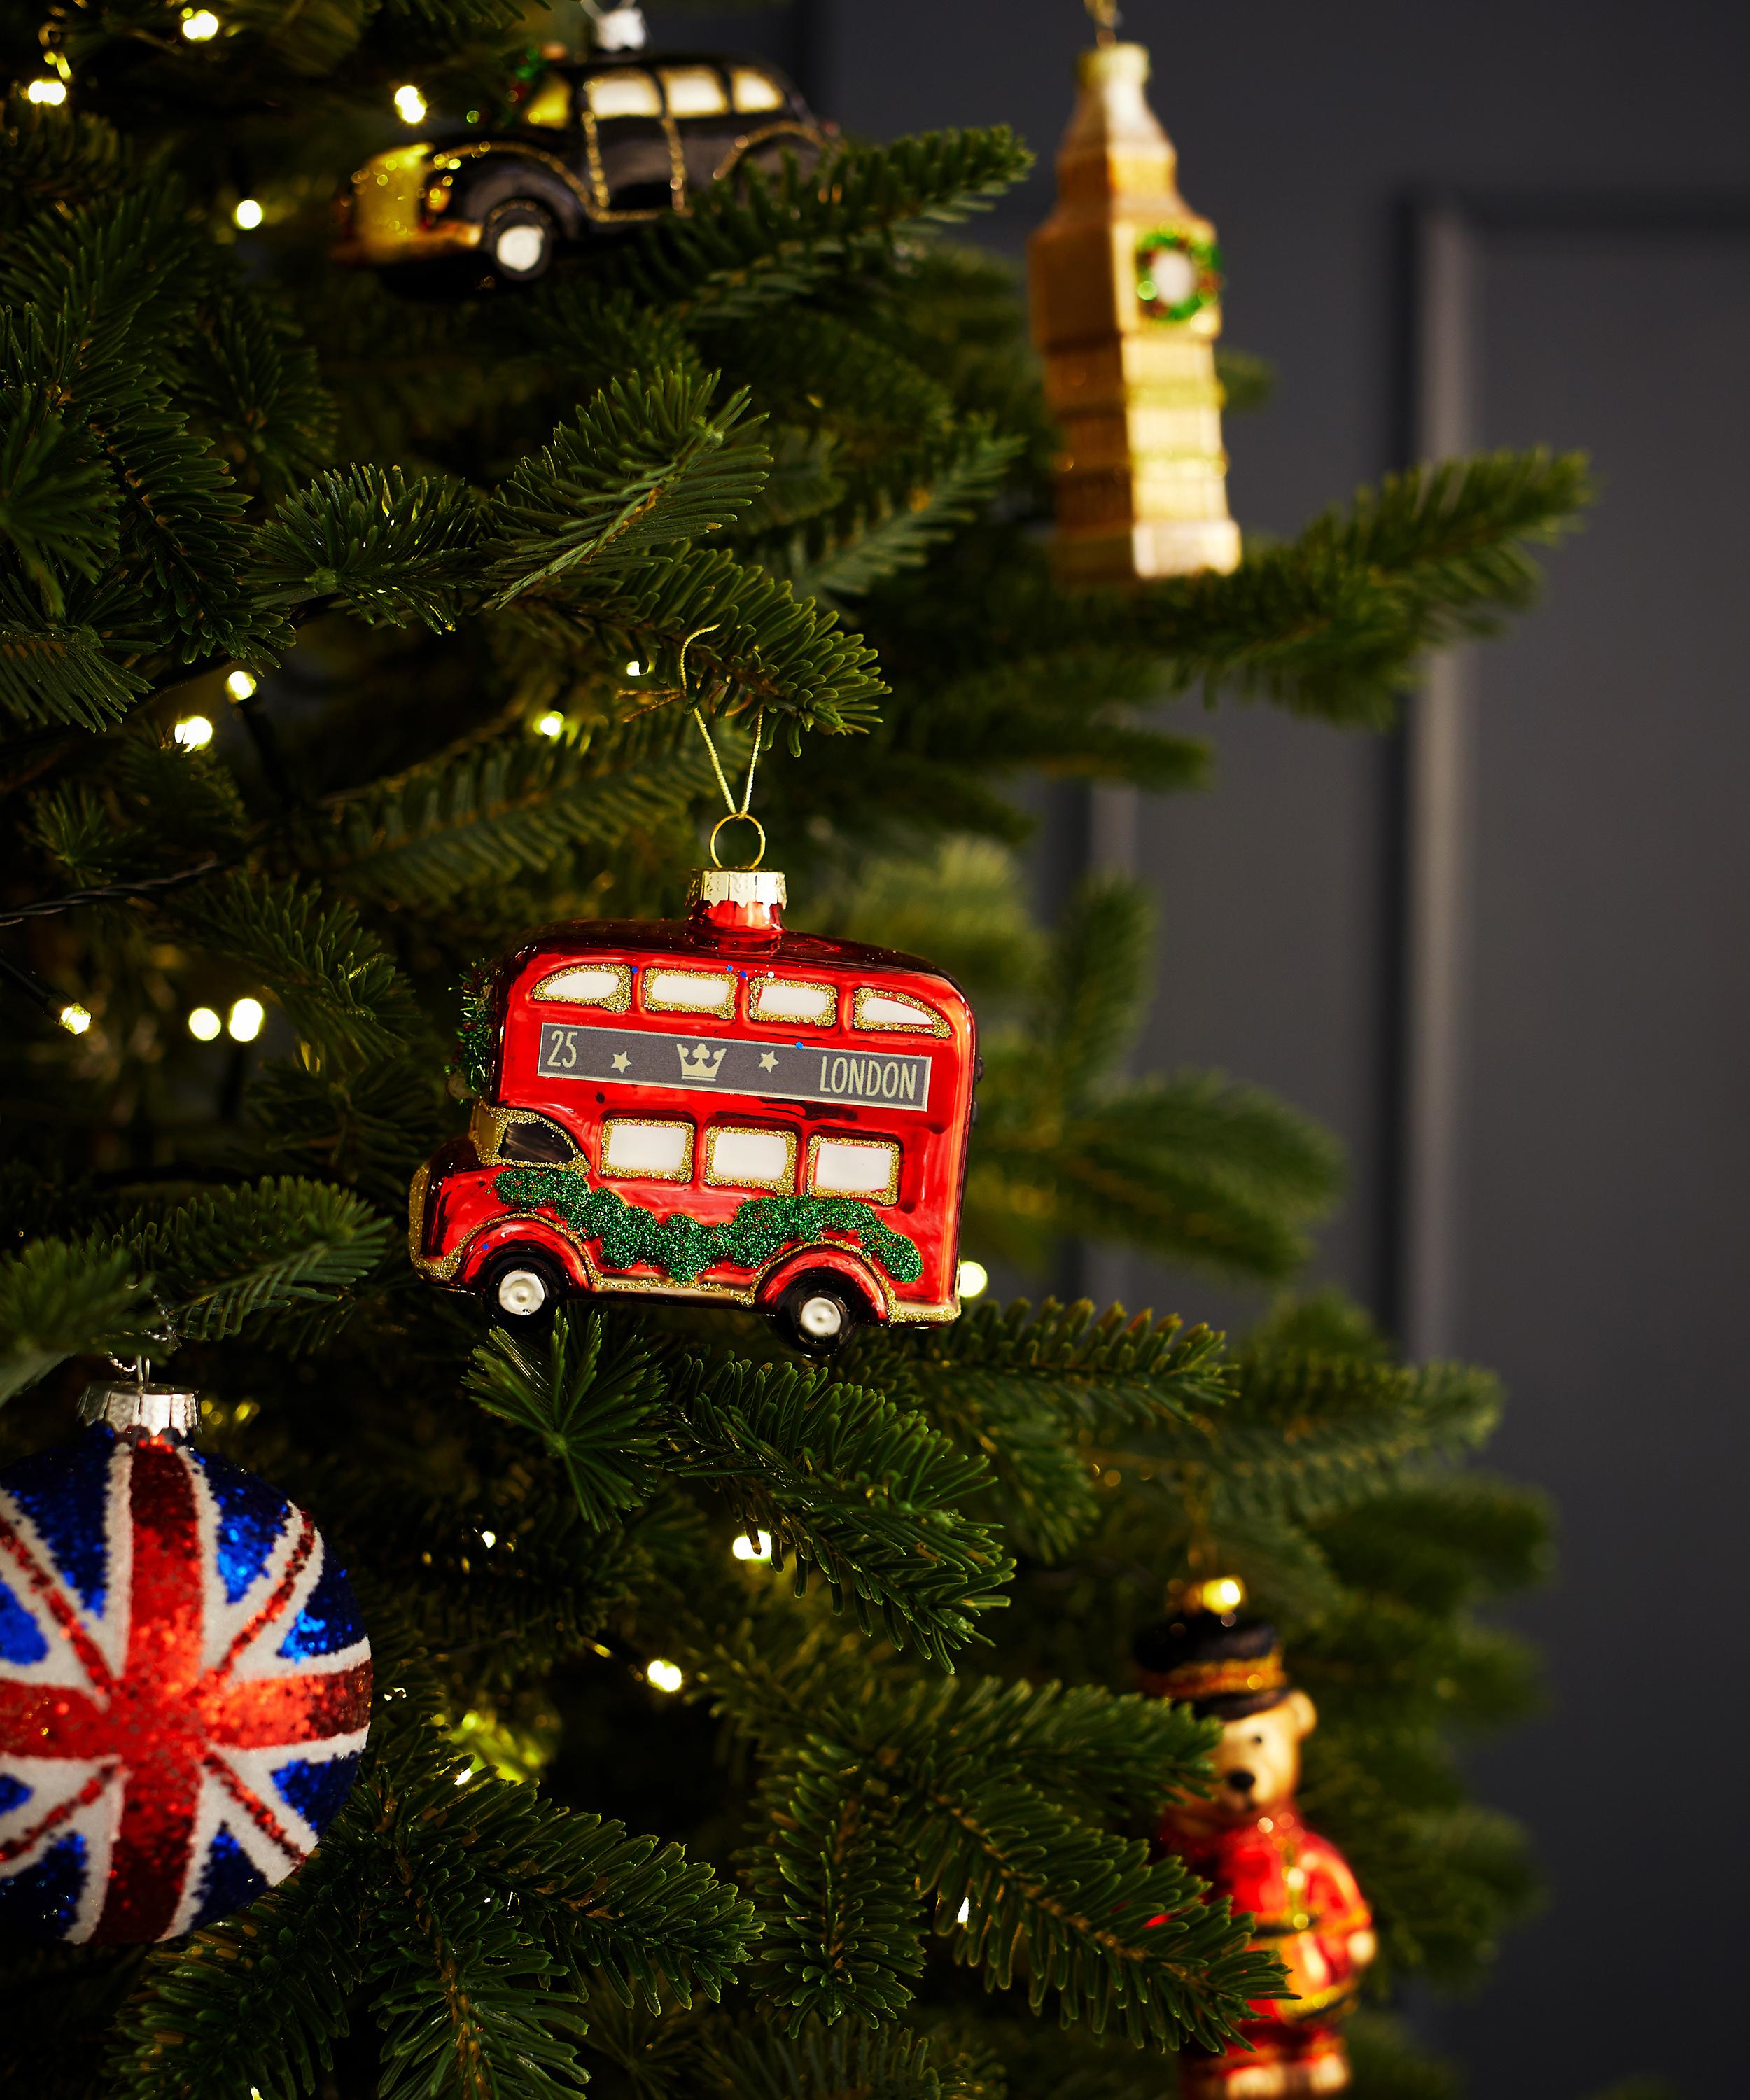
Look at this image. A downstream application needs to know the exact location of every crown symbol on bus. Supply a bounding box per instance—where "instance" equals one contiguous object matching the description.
[677,1041,727,1082]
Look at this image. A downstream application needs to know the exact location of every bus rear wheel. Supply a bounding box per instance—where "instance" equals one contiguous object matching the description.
[771,1271,862,1359]
[482,1247,567,1325]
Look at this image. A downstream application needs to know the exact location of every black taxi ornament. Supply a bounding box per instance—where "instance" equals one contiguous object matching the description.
[333,49,828,290]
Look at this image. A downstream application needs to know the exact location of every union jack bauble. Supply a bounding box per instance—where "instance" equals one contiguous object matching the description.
[0,1426,371,1943]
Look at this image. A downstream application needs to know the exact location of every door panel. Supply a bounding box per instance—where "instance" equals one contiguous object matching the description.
[1415,210,1750,2100]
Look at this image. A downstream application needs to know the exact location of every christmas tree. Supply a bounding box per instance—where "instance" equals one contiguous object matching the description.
[0,3,1589,2094]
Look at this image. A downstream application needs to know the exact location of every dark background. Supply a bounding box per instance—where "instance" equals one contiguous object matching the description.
[652,7,1750,2094]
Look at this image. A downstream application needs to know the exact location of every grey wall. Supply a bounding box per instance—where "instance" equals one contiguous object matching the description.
[662,7,1750,2092]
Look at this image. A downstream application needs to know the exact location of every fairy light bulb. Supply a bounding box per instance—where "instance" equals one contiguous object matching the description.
[227,997,265,1043]
[188,1007,222,1042]
[647,1659,684,1693]
[27,78,67,104]
[234,198,263,230]
[181,9,220,39]
[393,84,427,124]
[534,711,564,738]
[174,715,214,750]
[731,1530,773,1563]
[226,669,258,700]
[58,1002,92,1036]
[955,1259,988,1298]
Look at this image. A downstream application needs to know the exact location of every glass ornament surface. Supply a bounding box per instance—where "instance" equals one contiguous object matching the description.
[0,1428,371,1944]
[415,869,977,1352]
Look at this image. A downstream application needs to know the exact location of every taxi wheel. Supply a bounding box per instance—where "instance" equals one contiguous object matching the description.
[771,1271,861,1359]
[482,1248,567,1324]
[482,200,555,283]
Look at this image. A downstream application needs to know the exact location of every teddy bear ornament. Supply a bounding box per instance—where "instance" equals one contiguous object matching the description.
[1135,1578,1376,2099]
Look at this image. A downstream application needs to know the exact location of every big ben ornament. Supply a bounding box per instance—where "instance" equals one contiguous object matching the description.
[1030,2,1241,584]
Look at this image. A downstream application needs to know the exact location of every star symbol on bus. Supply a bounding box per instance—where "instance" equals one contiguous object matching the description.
[758,1051,778,1071]
[611,1051,630,1072]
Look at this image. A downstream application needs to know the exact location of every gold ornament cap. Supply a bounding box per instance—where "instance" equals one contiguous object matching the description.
[687,867,786,944]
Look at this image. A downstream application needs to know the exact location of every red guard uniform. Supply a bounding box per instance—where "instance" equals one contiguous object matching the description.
[1163,1805,1372,2100]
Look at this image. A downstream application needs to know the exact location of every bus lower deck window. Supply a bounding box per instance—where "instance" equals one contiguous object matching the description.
[601,1117,694,1181]
[705,1126,796,1191]
[810,1135,899,1203]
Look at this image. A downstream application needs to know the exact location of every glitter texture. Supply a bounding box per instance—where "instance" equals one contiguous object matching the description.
[0,1429,371,1943]
[495,1164,925,1284]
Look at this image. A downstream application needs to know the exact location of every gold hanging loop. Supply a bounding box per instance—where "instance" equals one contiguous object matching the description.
[709,813,766,869]
[1085,0,1120,46]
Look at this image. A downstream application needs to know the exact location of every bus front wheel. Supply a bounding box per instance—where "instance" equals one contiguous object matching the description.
[771,1271,862,1359]
[482,1247,568,1325]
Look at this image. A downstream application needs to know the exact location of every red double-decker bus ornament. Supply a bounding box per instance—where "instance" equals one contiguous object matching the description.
[410,867,978,1354]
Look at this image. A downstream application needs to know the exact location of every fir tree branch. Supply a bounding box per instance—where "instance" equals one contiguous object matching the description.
[666,1356,1012,1667]
[0,1234,158,1401]
[170,871,420,1062]
[251,464,483,630]
[484,374,770,607]
[465,1311,669,1533]
[127,1176,391,1343]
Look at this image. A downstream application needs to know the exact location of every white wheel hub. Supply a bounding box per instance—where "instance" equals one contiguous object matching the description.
[798,1293,846,1340]
[496,1266,550,1316]
[495,223,547,274]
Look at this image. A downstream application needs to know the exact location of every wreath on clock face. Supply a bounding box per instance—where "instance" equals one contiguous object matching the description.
[1135,227,1224,323]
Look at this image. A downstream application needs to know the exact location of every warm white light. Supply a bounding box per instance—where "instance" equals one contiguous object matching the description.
[188,1007,223,1042]
[647,1658,684,1693]
[181,9,220,40]
[27,78,67,104]
[956,1897,971,1925]
[233,197,263,230]
[955,1259,989,1299]
[225,669,258,700]
[58,1002,92,1036]
[479,1530,497,1548]
[732,1530,773,1562]
[174,714,214,750]
[1205,1576,1245,1612]
[453,1766,472,1786]
[625,660,642,676]
[534,711,564,738]
[394,83,427,124]
[227,996,265,1042]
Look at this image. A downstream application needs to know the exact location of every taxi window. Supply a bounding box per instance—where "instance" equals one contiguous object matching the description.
[704,1125,795,1192]
[601,1117,693,1182]
[852,986,949,1037]
[531,961,630,1011]
[749,976,836,1027]
[730,67,785,114]
[810,1135,899,1203]
[661,65,728,118]
[522,73,573,128]
[586,70,663,119]
[643,967,734,1016]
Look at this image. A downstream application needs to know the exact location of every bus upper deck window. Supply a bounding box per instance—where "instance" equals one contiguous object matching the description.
[749,976,836,1027]
[730,67,784,113]
[601,1117,694,1181]
[704,1126,796,1192]
[532,961,631,1010]
[643,967,735,1016]
[852,986,949,1036]
[809,1135,899,1203]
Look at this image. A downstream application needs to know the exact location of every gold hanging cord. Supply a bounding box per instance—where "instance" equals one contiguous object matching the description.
[674,624,767,869]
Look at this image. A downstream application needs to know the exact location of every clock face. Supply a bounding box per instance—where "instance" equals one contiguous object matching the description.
[1136,228,1222,323]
